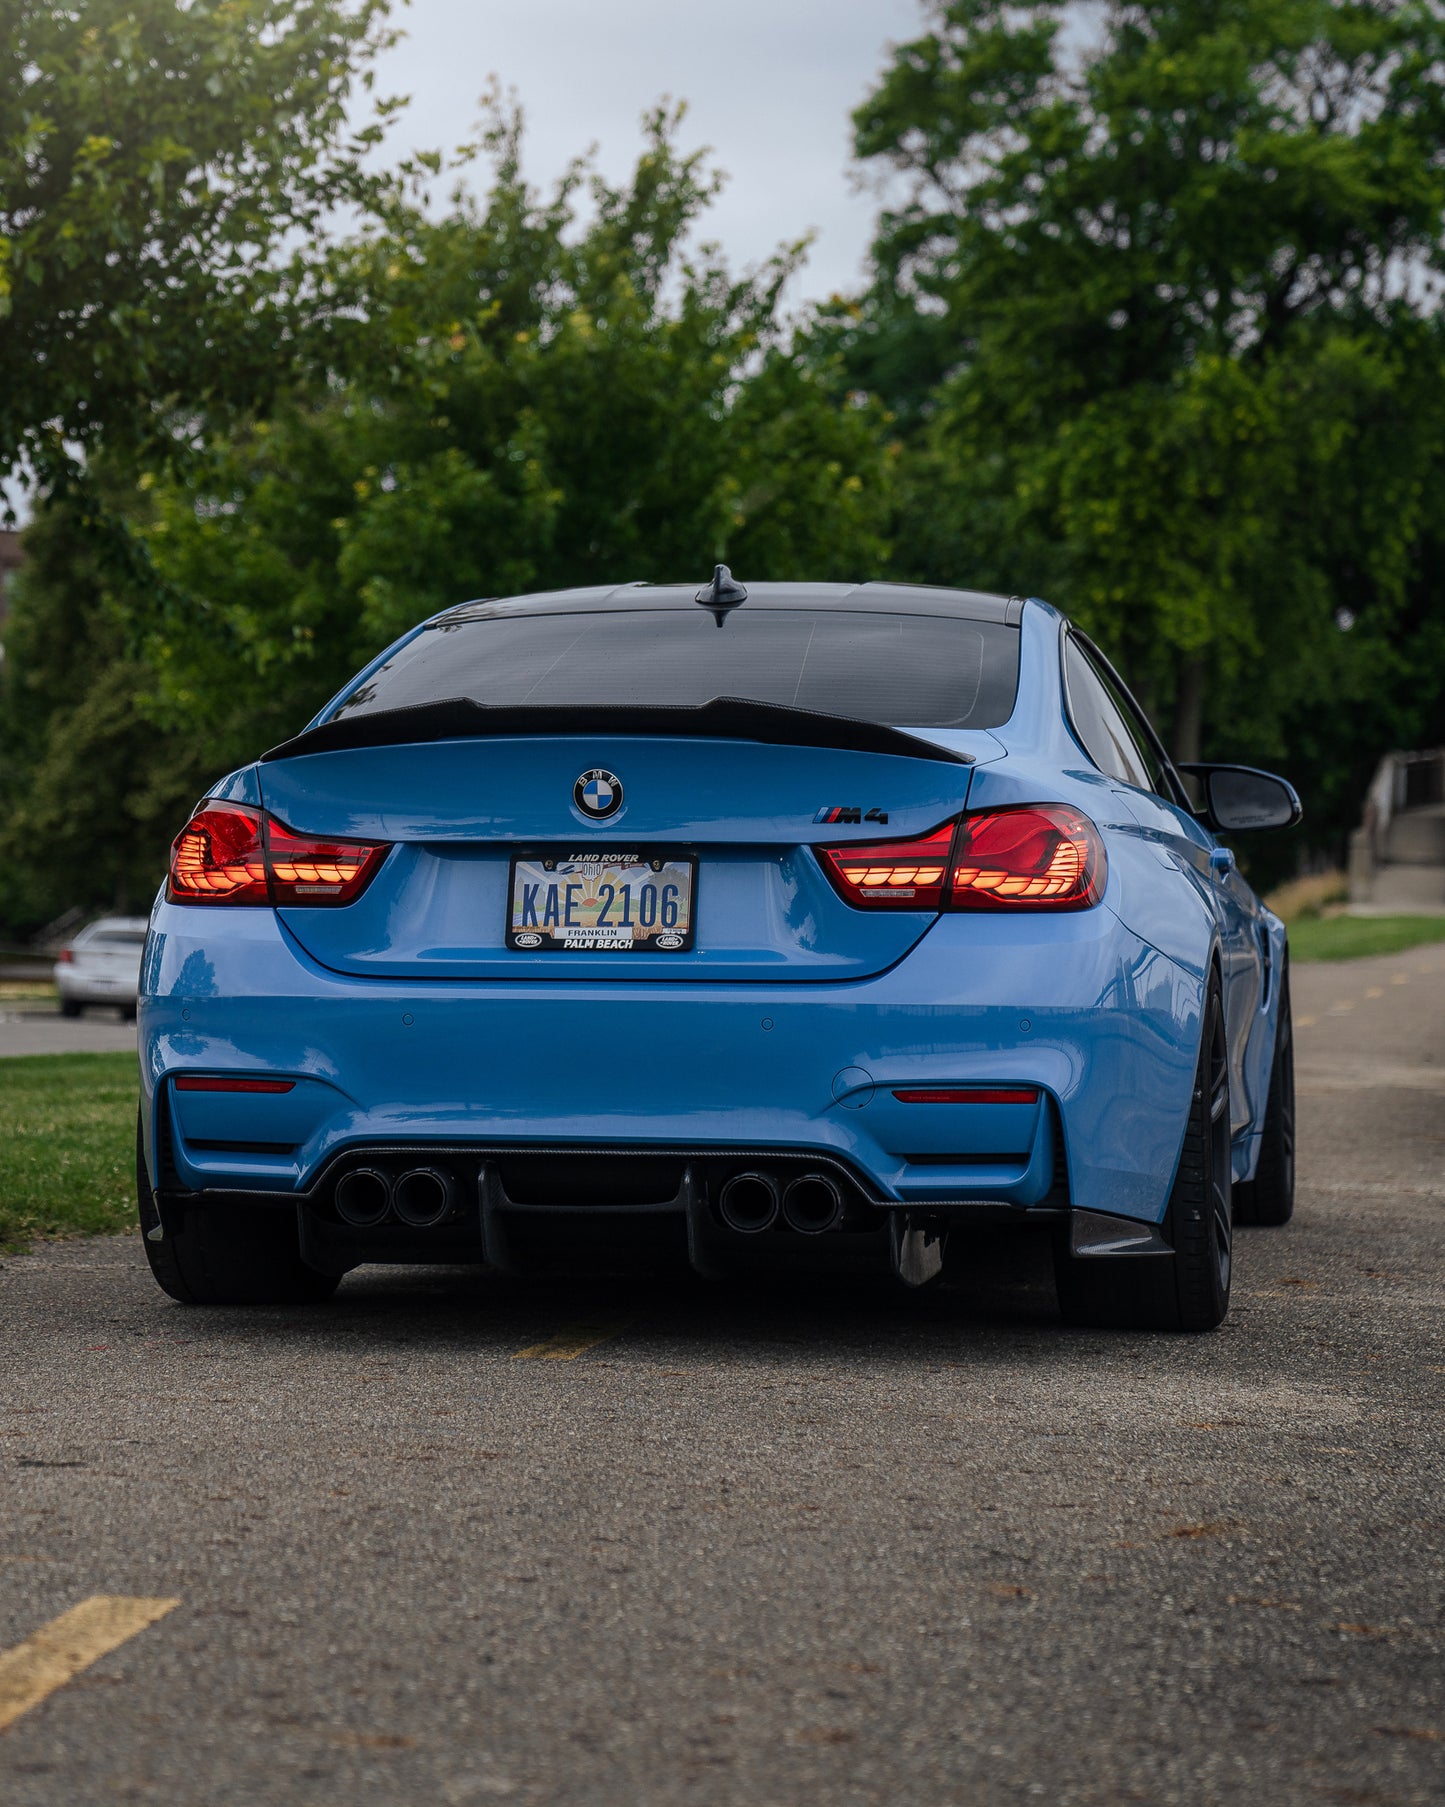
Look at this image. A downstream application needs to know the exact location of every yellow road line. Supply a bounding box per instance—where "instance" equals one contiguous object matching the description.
[0,1595,179,1734]
[514,1320,628,1362]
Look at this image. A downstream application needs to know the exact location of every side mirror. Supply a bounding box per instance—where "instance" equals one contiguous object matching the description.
[1176,763,1302,833]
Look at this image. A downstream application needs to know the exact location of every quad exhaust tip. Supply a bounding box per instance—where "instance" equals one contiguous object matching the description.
[334,1160,843,1236]
[718,1170,846,1235]
[335,1165,457,1228]
[782,1173,844,1235]
[392,1166,456,1228]
[334,1167,392,1228]
[718,1172,780,1234]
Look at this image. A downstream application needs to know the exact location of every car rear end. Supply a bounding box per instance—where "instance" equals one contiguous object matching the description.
[57,918,148,1017]
[138,584,1196,1290]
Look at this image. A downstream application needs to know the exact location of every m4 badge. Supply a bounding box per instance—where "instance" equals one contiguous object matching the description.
[813,806,889,825]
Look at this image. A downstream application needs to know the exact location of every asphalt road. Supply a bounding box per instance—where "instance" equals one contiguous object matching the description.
[0,951,1440,1805]
[0,1006,137,1057]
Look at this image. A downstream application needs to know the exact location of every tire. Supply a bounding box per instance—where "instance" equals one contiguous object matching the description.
[1056,975,1233,1332]
[1233,962,1295,1226]
[136,1113,338,1306]
[60,999,82,1019]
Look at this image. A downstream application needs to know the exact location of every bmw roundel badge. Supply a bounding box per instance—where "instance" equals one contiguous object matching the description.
[574,768,623,820]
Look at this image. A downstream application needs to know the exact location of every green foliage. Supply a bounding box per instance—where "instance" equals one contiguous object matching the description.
[1287,913,1445,962]
[126,109,896,756]
[0,491,212,929]
[0,0,399,486]
[0,1053,137,1253]
[841,0,1445,822]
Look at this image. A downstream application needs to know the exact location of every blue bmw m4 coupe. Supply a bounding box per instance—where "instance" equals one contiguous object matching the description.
[137,572,1300,1329]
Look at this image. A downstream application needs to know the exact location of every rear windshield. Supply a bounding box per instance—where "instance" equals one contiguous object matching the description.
[332,609,1020,729]
[87,932,145,950]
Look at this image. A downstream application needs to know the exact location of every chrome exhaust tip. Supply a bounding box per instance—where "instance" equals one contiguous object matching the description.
[392,1167,456,1228]
[718,1172,781,1234]
[335,1167,392,1228]
[781,1173,845,1235]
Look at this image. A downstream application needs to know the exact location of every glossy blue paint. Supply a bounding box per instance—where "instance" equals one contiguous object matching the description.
[138,590,1290,1238]
[255,734,983,843]
[168,1073,354,1150]
[205,765,262,807]
[277,844,940,985]
[140,895,1195,1221]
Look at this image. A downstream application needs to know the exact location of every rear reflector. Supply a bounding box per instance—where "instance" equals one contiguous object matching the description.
[173,1076,296,1094]
[893,1088,1040,1105]
[820,805,1105,912]
[168,800,388,907]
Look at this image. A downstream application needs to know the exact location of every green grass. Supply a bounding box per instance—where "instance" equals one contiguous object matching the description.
[0,1052,138,1253]
[1288,913,1445,963]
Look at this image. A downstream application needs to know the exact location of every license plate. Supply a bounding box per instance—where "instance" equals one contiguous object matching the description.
[507,850,696,953]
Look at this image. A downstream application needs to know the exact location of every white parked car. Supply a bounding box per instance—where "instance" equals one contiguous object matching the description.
[54,917,149,1019]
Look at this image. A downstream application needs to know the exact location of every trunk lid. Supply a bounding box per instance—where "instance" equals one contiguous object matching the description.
[257,733,979,982]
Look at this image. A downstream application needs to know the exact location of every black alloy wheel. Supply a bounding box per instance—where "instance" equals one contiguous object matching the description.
[1056,974,1233,1332]
[1233,962,1295,1227]
[136,1112,338,1306]
[1169,977,1234,1329]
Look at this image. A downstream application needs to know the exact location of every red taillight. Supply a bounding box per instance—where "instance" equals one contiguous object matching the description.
[950,804,1105,909]
[169,802,268,903]
[820,806,1105,912]
[265,819,388,906]
[57,947,74,964]
[167,801,387,907]
[819,824,955,909]
[173,1075,296,1094]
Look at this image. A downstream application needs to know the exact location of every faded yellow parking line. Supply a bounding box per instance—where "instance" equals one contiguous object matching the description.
[0,1595,179,1733]
[514,1320,629,1362]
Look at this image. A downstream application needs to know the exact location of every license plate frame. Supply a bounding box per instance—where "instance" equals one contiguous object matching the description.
[506,848,698,954]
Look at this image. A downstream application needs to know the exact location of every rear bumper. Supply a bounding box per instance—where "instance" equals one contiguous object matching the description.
[144,1146,1168,1286]
[138,897,1203,1228]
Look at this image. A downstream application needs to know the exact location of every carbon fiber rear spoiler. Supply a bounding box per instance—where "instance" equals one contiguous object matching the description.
[261,696,974,766]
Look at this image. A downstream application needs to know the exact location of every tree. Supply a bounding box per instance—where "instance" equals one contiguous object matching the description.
[124,109,897,763]
[0,488,212,931]
[0,0,398,490]
[843,0,1445,796]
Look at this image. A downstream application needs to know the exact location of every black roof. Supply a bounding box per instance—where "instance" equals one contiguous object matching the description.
[433,580,1024,627]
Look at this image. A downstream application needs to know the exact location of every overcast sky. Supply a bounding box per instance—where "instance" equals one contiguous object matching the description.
[373,0,925,302]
